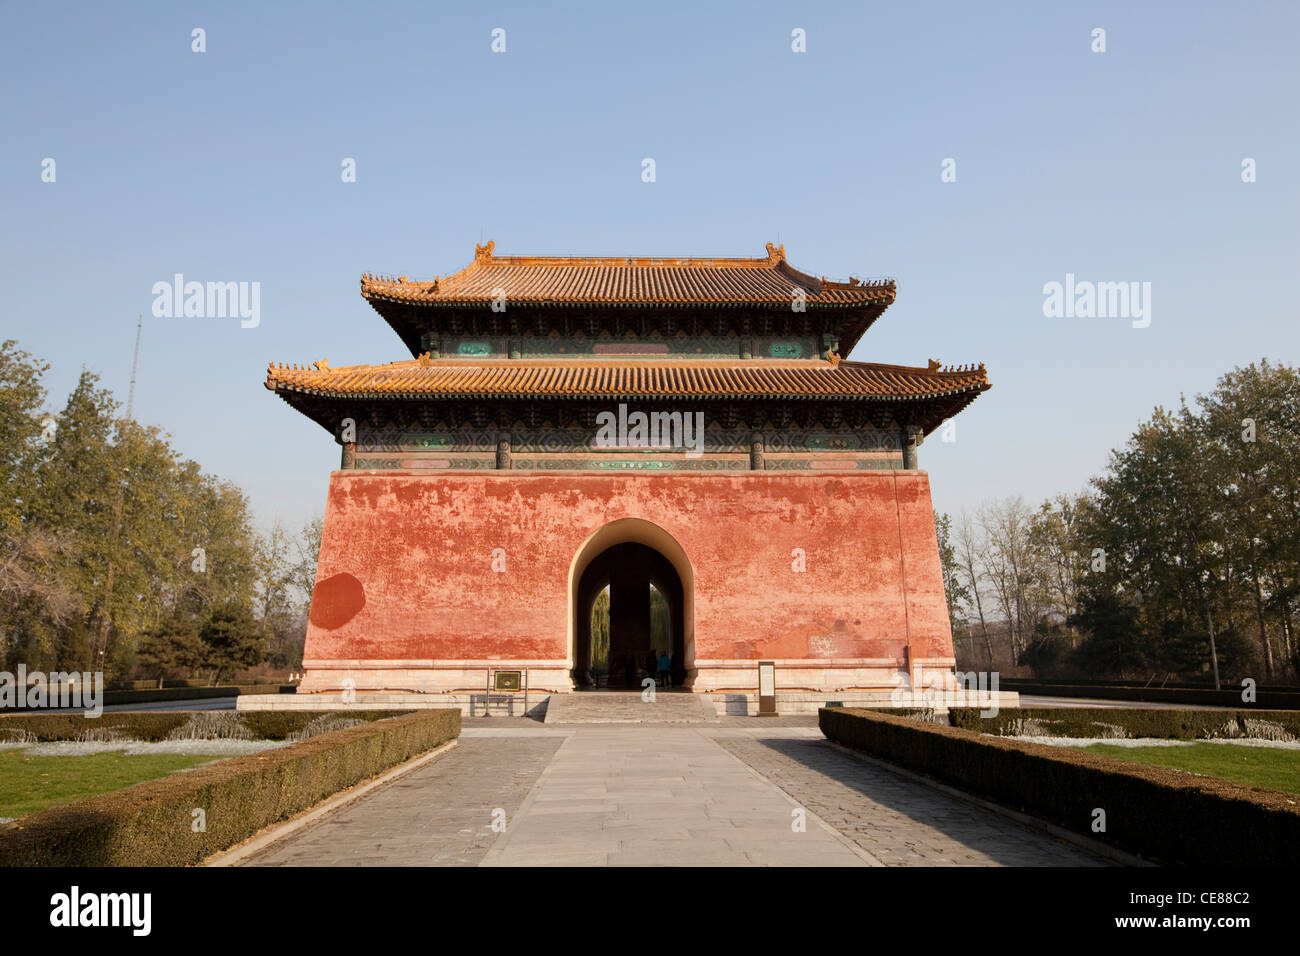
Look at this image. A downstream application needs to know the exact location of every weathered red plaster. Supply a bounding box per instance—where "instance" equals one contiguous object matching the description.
[302,471,955,691]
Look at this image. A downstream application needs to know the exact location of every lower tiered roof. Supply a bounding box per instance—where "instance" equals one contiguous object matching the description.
[266,357,989,434]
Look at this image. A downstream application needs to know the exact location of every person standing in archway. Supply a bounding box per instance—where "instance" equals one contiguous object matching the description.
[658,651,672,689]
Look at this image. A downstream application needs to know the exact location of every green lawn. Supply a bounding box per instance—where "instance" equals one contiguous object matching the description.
[0,749,225,820]
[1085,743,1300,795]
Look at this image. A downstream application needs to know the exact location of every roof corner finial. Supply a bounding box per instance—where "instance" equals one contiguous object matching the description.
[765,241,786,262]
[475,240,496,261]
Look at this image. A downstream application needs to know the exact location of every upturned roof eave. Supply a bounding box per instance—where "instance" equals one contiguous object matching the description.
[268,383,989,403]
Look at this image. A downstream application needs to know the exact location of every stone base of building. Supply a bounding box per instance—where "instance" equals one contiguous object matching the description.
[296,660,573,696]
[236,687,1020,718]
[706,689,1021,716]
[237,691,549,718]
[294,656,966,696]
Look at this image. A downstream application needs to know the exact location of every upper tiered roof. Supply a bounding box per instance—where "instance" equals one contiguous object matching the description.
[361,242,897,356]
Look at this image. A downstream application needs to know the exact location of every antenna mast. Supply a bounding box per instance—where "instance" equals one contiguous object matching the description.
[126,314,142,419]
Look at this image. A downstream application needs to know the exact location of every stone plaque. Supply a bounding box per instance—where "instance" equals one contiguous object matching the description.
[493,670,522,691]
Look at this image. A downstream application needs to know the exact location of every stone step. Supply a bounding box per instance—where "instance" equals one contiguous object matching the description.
[543,690,719,724]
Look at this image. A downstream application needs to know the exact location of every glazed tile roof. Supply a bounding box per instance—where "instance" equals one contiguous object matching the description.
[360,242,896,309]
[266,357,989,403]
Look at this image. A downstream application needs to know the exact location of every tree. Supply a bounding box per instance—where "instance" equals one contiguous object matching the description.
[292,515,323,604]
[934,512,971,655]
[978,497,1045,662]
[0,525,85,672]
[953,510,994,669]
[0,340,49,534]
[1196,360,1300,677]
[199,601,264,683]
[0,339,297,682]
[136,614,205,688]
[1090,406,1228,686]
[1069,591,1147,678]
[26,369,119,670]
[1030,493,1091,629]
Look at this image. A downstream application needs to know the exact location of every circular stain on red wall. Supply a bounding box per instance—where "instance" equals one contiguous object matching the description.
[309,572,366,630]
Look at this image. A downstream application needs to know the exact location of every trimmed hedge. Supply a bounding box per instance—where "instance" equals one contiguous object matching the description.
[0,709,460,866]
[820,707,1300,866]
[2,684,289,712]
[0,709,412,742]
[1002,677,1300,692]
[1000,680,1300,710]
[106,679,300,691]
[949,707,1300,741]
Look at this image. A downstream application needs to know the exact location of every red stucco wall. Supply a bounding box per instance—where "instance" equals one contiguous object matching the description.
[303,471,955,677]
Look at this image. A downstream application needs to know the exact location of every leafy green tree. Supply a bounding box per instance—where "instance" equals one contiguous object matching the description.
[0,340,49,533]
[1088,405,1228,685]
[1196,359,1300,677]
[0,342,267,681]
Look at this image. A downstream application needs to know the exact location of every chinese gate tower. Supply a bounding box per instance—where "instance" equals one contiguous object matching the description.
[266,242,989,703]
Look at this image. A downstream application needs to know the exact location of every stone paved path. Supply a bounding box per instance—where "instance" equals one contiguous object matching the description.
[481,727,868,866]
[245,736,564,866]
[241,724,1117,867]
[715,734,1109,866]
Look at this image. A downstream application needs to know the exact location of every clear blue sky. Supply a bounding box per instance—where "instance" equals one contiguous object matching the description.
[3,1,1296,530]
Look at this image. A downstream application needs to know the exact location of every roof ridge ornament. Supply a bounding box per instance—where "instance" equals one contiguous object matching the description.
[313,359,330,371]
[765,241,786,262]
[928,358,941,371]
[474,240,496,261]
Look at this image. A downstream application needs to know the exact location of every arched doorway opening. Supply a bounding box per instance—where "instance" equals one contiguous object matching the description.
[569,519,693,690]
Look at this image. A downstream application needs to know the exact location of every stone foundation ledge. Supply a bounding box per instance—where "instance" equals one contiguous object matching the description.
[707,690,1022,716]
[237,689,1020,719]
[235,692,547,718]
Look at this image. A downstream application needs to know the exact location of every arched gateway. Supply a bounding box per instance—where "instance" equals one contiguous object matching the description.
[269,241,991,704]
[570,518,693,690]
